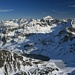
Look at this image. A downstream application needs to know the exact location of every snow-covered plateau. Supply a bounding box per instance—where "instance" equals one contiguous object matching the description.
[0,16,75,75]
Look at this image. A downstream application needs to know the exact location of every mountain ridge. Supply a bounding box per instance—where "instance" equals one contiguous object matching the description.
[0,16,75,75]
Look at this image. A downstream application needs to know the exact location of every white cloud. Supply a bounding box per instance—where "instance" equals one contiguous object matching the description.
[69,5,75,7]
[0,9,13,12]
[52,10,67,14]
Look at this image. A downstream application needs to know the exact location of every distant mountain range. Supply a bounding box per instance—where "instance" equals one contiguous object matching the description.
[0,16,75,75]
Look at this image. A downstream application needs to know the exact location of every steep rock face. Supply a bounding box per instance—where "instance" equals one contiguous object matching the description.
[66,19,75,37]
[71,18,75,29]
[0,50,63,75]
[0,50,24,75]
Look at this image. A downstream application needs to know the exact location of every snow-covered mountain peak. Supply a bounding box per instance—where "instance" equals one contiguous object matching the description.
[18,18,27,23]
[62,19,68,22]
[43,16,54,21]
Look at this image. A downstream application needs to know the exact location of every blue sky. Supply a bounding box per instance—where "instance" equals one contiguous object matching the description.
[0,0,75,20]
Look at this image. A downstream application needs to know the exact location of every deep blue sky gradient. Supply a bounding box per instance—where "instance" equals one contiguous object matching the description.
[0,0,75,20]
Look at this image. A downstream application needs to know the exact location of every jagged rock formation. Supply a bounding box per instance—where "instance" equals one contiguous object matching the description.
[71,18,75,29]
[66,18,75,37]
[0,50,63,75]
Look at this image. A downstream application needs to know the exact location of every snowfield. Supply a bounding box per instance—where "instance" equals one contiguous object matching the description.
[0,16,75,75]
